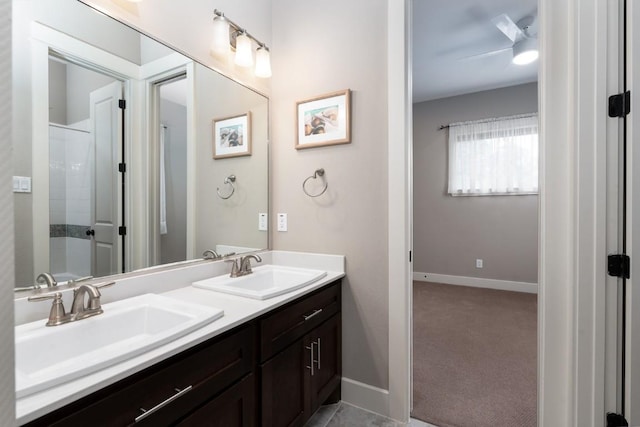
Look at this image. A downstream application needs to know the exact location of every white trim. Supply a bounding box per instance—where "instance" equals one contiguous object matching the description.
[413,272,538,294]
[387,0,412,423]
[341,377,390,418]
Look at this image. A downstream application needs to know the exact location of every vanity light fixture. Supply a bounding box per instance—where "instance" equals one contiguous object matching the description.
[211,9,272,78]
[512,37,538,65]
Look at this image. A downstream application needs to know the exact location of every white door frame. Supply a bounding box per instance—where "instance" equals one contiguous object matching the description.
[30,22,138,278]
[387,0,620,425]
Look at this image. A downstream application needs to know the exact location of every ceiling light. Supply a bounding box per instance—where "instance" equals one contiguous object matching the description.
[255,45,272,78]
[512,38,538,65]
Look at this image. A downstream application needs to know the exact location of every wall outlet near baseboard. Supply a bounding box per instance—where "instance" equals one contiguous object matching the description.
[476,259,483,268]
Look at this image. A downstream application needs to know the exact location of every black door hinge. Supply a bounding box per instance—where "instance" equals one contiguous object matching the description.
[609,91,631,117]
[608,254,630,279]
[606,413,629,427]
[118,163,126,173]
[118,99,126,109]
[118,226,127,236]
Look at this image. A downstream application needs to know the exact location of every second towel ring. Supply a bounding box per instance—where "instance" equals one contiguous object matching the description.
[217,175,236,199]
[302,168,328,197]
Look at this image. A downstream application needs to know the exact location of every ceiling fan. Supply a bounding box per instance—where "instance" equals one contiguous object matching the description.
[466,14,538,65]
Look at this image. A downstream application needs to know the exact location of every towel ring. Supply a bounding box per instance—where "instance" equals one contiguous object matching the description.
[302,168,328,198]
[217,175,236,199]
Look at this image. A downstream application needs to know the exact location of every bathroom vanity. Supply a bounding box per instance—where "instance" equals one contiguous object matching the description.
[17,252,344,427]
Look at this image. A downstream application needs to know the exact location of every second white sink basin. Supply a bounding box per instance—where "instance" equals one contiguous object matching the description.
[15,293,224,398]
[192,265,327,300]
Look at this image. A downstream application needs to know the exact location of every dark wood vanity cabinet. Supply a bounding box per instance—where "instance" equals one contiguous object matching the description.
[260,283,342,427]
[24,280,341,427]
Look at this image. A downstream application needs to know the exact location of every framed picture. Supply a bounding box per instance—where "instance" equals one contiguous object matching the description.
[212,112,251,159]
[296,89,351,149]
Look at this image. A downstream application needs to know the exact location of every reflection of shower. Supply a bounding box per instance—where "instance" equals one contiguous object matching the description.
[48,122,92,281]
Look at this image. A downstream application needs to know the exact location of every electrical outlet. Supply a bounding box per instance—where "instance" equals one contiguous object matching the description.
[277,213,288,231]
[258,213,268,231]
[476,259,483,269]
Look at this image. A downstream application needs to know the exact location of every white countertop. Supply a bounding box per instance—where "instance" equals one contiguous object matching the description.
[15,251,345,425]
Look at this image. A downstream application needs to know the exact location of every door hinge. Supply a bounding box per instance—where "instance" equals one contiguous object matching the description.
[118,99,126,109]
[118,163,126,173]
[606,413,629,427]
[118,226,127,236]
[608,91,631,117]
[409,250,412,262]
[608,254,630,279]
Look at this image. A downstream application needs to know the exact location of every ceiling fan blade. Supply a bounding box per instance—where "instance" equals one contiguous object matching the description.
[459,47,511,61]
[491,14,523,43]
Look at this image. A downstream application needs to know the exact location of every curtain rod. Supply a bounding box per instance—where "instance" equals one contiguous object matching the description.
[438,112,538,131]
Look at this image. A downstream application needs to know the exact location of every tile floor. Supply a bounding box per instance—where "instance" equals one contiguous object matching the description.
[304,402,438,427]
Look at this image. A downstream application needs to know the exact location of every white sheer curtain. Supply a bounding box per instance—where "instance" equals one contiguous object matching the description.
[160,125,168,235]
[448,113,539,196]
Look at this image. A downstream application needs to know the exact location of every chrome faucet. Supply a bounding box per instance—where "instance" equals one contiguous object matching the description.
[70,284,103,320]
[202,249,221,260]
[36,272,57,288]
[27,281,115,326]
[225,254,262,278]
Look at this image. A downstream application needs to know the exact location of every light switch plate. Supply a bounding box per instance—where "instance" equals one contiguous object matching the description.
[258,213,268,231]
[277,213,288,232]
[13,176,31,193]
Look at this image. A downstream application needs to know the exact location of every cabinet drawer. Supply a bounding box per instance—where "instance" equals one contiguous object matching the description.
[260,281,341,362]
[29,325,255,427]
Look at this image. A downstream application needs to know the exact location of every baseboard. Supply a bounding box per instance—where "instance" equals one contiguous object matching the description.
[413,272,538,294]
[341,377,390,418]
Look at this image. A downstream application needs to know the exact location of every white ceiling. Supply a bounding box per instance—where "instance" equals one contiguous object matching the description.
[412,0,539,103]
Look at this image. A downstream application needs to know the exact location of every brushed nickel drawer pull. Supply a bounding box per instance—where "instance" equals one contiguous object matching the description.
[135,385,193,423]
[306,342,315,376]
[303,309,323,321]
[316,338,321,370]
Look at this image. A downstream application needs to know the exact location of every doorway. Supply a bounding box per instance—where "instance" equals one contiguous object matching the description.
[410,1,539,426]
[47,56,125,280]
[156,76,188,264]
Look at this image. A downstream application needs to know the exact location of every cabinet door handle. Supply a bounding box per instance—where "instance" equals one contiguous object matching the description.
[306,342,315,376]
[303,309,323,321]
[316,338,321,370]
[135,385,193,423]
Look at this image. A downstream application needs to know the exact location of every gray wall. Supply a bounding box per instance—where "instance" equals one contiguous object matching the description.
[271,0,389,390]
[413,83,539,283]
[0,0,15,422]
[48,59,67,125]
[194,63,269,254]
[159,97,187,264]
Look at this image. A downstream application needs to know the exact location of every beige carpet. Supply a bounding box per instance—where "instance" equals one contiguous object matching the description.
[412,282,537,427]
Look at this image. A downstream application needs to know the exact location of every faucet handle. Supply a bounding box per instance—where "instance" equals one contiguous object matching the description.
[94,281,115,290]
[225,259,240,277]
[28,292,69,326]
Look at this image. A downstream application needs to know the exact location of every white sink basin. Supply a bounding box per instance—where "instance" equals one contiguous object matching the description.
[192,265,327,300]
[15,293,223,398]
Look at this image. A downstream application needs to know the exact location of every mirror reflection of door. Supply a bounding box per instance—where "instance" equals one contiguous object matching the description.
[157,77,188,264]
[48,57,123,280]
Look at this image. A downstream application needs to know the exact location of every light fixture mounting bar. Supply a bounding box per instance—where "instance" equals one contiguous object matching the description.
[214,9,269,50]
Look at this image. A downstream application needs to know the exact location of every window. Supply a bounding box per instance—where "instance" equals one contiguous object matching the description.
[448,113,538,196]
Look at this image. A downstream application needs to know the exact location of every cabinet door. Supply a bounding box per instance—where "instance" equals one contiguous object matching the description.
[261,339,310,427]
[308,314,342,414]
[177,374,255,427]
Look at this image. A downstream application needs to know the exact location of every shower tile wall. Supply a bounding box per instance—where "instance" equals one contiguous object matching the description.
[49,121,92,279]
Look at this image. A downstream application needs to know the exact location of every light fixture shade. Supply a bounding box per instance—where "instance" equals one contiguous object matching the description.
[255,46,272,78]
[211,16,230,57]
[512,38,538,65]
[235,32,254,67]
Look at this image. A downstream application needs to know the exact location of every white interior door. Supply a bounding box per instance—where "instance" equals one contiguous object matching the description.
[90,81,123,277]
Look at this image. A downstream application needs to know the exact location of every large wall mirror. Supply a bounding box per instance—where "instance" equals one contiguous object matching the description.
[13,0,269,289]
